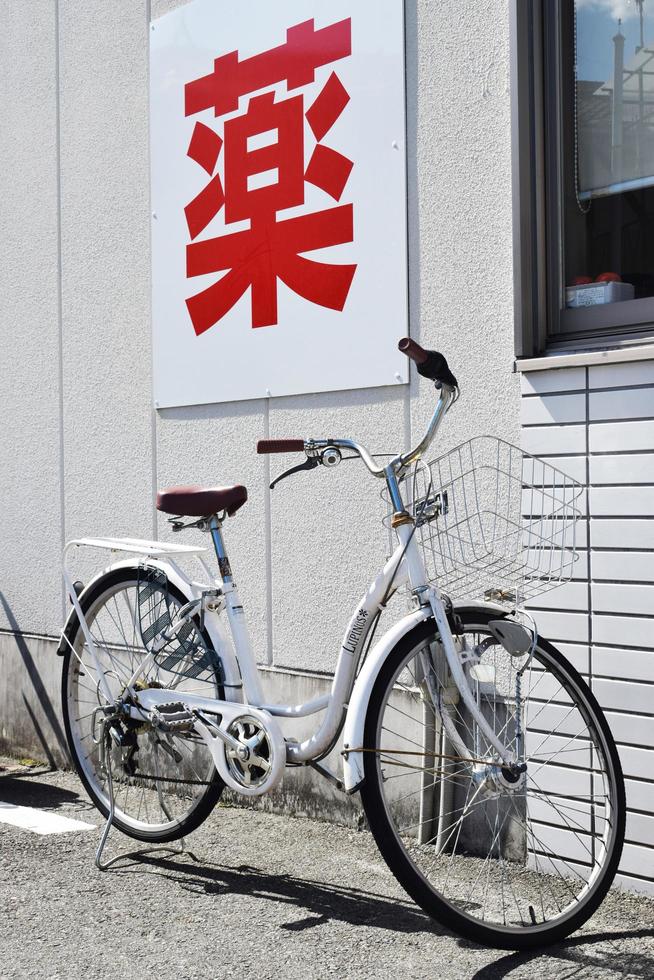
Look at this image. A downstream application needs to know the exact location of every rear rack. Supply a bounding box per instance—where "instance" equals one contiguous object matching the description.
[63,536,208,560]
[62,536,212,630]
[63,536,208,597]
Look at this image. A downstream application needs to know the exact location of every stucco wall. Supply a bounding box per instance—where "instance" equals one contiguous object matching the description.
[0,0,519,672]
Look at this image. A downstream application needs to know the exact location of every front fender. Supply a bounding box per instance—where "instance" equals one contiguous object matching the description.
[341,600,509,793]
[342,606,431,793]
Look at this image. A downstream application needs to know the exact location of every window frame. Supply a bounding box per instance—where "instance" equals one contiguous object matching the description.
[511,0,654,358]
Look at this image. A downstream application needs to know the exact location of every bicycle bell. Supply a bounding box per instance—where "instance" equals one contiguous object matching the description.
[321,446,342,467]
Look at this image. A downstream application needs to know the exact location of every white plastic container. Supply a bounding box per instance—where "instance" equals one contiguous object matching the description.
[566,280,635,308]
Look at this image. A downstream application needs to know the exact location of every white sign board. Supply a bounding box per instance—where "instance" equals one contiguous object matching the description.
[150,0,408,407]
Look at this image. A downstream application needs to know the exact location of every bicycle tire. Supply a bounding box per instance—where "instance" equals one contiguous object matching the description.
[61,566,225,843]
[359,612,625,950]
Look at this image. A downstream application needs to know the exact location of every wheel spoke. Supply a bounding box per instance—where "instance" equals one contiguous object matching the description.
[63,573,223,838]
[360,620,624,942]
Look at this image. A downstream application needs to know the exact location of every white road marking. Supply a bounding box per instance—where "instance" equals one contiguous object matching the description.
[0,801,96,835]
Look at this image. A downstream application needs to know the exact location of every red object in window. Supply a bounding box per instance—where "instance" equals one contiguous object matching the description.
[183,19,357,334]
[595,272,622,283]
[572,276,593,285]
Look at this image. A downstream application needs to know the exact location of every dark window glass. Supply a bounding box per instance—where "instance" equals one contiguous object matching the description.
[543,1,654,344]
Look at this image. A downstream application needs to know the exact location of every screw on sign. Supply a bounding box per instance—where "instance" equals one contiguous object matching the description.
[183,18,358,334]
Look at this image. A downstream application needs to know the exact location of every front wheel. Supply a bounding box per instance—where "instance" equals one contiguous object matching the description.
[359,613,625,950]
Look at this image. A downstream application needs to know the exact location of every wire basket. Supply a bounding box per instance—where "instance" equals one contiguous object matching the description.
[384,436,584,607]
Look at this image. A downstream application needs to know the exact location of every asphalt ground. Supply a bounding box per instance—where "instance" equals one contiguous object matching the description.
[1,761,653,980]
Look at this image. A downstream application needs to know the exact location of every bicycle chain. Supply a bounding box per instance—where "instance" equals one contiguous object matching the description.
[344,747,492,765]
[108,746,489,789]
[106,768,215,787]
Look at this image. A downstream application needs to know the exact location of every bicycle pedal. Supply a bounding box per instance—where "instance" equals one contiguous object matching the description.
[150,702,195,733]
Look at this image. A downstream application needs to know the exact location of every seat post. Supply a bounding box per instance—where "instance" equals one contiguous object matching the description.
[208,514,233,583]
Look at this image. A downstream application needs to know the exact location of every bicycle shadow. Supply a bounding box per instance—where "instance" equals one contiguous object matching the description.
[466,926,654,979]
[0,775,93,814]
[110,852,442,936]
[0,590,68,767]
[101,850,654,972]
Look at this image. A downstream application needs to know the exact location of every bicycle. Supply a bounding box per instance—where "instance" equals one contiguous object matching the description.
[59,337,625,950]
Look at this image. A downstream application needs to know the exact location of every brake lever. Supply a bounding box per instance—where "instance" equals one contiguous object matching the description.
[270,456,320,490]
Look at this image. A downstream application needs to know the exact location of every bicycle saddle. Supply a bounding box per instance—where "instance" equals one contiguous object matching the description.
[156,484,248,517]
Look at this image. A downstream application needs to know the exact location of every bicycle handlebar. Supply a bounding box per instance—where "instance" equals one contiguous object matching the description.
[258,338,458,477]
[398,337,458,389]
[257,439,305,454]
[398,337,428,364]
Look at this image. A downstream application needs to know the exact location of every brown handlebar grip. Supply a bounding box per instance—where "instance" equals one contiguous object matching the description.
[398,337,428,365]
[257,439,305,454]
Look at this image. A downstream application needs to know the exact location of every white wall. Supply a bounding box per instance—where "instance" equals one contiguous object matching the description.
[0,0,520,672]
[0,2,61,636]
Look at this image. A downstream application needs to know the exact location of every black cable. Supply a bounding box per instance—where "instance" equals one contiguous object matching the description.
[339,452,397,462]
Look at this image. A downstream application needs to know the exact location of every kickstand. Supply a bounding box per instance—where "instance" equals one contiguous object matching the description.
[95,727,188,871]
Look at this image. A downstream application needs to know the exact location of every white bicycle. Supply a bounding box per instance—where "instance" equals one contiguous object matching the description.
[59,338,625,950]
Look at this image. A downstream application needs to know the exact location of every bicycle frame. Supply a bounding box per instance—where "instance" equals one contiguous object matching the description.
[58,341,626,941]
[61,382,515,799]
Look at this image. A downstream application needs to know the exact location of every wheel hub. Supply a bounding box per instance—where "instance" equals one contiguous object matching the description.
[472,761,528,795]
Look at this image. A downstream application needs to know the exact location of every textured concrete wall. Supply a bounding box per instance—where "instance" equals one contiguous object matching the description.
[0,0,518,733]
[0,0,519,660]
[59,0,154,558]
[0,2,61,637]
[0,633,69,769]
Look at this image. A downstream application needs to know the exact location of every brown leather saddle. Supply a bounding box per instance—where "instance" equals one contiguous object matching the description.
[156,484,247,518]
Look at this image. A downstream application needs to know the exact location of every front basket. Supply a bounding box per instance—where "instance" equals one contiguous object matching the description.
[385,436,583,607]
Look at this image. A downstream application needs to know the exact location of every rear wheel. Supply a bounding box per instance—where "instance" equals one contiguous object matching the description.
[359,613,625,949]
[61,566,224,842]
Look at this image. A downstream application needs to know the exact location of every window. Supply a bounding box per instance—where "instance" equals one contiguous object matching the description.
[512,0,654,356]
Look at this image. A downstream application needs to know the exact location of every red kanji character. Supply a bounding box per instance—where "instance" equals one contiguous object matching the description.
[224,91,305,225]
[184,122,225,239]
[185,18,351,117]
[183,19,357,333]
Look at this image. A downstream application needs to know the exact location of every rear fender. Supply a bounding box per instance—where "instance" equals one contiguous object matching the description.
[57,558,243,698]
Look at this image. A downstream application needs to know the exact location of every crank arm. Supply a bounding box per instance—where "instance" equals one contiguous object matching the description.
[193,710,247,758]
[126,688,286,797]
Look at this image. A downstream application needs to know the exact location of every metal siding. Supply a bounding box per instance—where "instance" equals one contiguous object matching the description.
[522,358,654,894]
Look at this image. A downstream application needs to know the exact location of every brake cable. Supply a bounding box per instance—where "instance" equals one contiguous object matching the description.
[269,451,397,490]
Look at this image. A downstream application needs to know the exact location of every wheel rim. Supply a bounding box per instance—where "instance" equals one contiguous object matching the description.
[370,623,622,937]
[65,577,222,835]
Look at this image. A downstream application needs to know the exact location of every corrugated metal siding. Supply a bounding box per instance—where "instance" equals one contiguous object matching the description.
[521,359,654,896]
